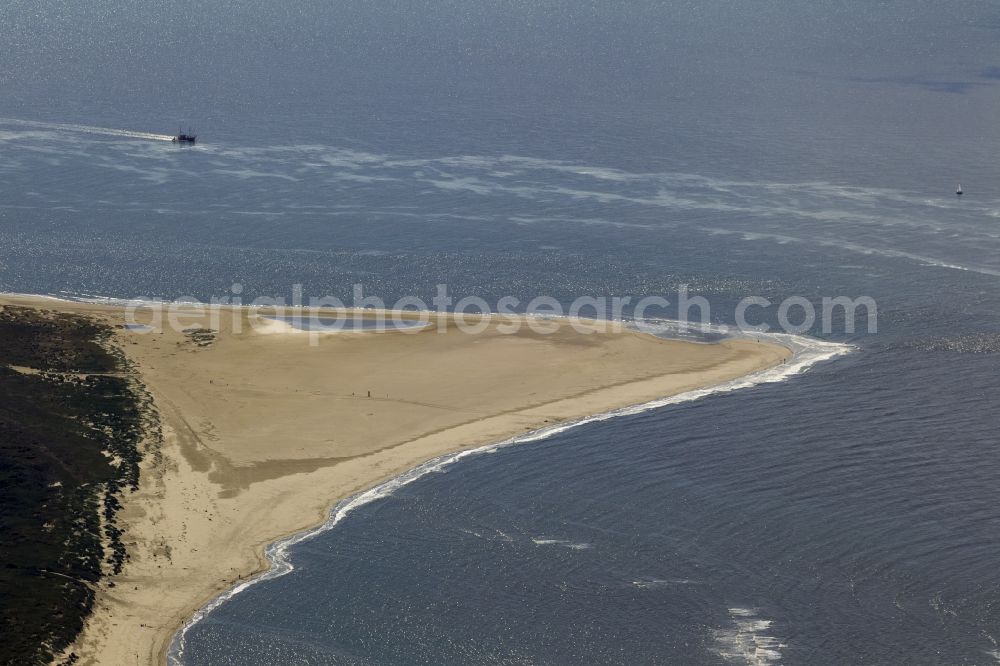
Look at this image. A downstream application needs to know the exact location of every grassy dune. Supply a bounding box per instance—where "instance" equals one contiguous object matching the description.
[0,306,154,665]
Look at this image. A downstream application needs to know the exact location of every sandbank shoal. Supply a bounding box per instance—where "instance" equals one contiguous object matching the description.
[0,296,789,666]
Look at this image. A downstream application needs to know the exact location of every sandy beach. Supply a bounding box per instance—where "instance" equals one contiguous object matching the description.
[0,295,789,665]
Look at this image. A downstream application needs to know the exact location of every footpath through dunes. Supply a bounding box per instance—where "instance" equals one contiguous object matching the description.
[0,296,790,666]
[0,304,155,666]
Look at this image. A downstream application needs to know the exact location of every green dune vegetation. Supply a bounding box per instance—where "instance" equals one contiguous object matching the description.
[0,306,155,665]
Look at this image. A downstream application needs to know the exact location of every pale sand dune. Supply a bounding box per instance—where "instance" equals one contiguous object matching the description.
[0,296,788,665]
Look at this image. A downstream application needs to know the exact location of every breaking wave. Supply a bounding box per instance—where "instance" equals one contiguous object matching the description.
[713,607,785,665]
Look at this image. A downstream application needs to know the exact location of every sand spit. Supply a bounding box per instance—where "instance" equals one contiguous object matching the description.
[0,295,789,666]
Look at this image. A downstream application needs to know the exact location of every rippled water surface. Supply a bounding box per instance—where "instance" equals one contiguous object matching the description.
[5,1,1000,663]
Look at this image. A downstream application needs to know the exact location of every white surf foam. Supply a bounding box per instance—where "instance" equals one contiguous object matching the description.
[530,538,593,550]
[631,577,700,589]
[983,630,1000,663]
[0,291,76,302]
[701,225,1000,278]
[714,607,786,665]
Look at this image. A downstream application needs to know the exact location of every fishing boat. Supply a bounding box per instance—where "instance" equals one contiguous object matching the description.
[172,127,196,144]
[956,184,963,196]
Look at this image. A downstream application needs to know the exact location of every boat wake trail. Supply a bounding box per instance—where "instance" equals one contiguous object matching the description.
[0,117,175,142]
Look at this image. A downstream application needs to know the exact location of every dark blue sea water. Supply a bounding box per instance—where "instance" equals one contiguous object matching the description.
[5,1,1000,663]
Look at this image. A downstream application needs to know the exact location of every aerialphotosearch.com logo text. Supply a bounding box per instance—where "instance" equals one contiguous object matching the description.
[125,284,877,340]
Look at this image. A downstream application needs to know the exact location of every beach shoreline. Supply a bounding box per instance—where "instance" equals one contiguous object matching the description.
[168,331,849,664]
[0,294,797,666]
